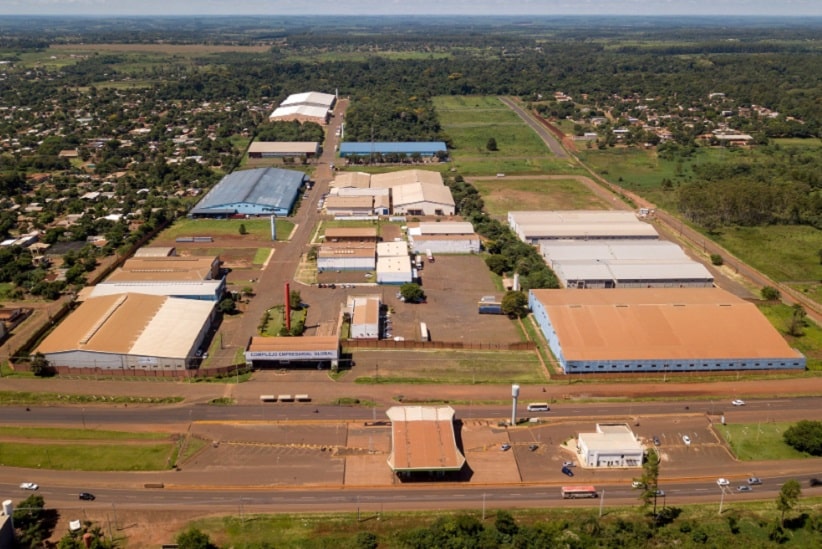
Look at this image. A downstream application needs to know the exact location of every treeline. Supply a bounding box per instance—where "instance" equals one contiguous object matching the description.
[447,176,559,291]
[255,120,324,142]
[677,143,822,229]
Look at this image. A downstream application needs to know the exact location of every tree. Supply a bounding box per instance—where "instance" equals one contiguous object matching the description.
[176,526,217,549]
[30,352,54,377]
[710,254,723,266]
[760,286,781,301]
[776,479,801,525]
[787,304,807,337]
[238,223,247,235]
[486,137,498,151]
[289,289,303,310]
[399,282,426,303]
[14,494,50,547]
[783,420,822,456]
[218,297,237,314]
[501,291,529,318]
[639,450,661,510]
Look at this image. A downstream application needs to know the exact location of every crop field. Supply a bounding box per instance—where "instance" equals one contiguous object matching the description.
[471,175,610,218]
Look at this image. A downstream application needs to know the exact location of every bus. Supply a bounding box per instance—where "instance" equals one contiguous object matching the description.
[561,486,598,499]
[527,402,550,412]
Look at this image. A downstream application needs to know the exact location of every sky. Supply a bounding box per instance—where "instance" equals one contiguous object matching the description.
[1,0,821,17]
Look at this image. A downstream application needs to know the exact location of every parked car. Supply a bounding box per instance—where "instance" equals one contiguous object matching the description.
[632,481,645,489]
[682,435,691,446]
[561,466,574,477]
[78,492,96,501]
[731,399,745,406]
[717,478,730,486]
[20,482,38,490]
[655,489,665,497]
[500,443,511,451]
[528,444,539,452]
[737,485,752,492]
[747,477,762,485]
[562,461,576,467]
[810,478,821,487]
[653,435,661,446]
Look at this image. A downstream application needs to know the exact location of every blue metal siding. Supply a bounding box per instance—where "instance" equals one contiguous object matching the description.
[339,142,447,157]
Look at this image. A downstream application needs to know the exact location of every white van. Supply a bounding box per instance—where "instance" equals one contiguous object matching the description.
[527,402,550,412]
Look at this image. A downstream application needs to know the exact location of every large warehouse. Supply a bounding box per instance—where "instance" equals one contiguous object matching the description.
[36,293,215,370]
[269,91,336,125]
[541,240,713,288]
[508,210,658,243]
[339,142,447,158]
[529,287,806,374]
[386,406,466,477]
[247,141,319,159]
[189,167,306,217]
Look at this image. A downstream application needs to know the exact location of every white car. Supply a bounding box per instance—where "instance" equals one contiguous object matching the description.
[717,478,730,486]
[682,435,691,446]
[732,399,745,406]
[20,482,38,490]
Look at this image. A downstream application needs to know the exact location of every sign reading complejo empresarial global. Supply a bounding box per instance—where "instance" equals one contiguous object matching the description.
[245,349,339,360]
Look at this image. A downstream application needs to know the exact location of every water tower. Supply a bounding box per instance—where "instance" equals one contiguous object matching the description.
[511,384,520,426]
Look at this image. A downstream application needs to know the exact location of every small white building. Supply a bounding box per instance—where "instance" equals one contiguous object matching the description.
[577,424,644,468]
[349,296,381,340]
[377,241,409,257]
[376,255,413,285]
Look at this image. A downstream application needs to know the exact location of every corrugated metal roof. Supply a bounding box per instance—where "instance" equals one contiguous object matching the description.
[269,104,329,120]
[377,242,409,257]
[280,91,336,109]
[531,288,804,362]
[386,406,465,472]
[541,240,688,262]
[371,169,443,189]
[417,222,475,235]
[248,141,319,154]
[88,280,223,299]
[36,294,213,358]
[392,182,455,208]
[247,335,340,353]
[325,227,378,238]
[193,168,305,212]
[331,172,372,189]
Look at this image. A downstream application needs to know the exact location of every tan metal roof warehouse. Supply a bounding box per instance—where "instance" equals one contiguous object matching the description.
[386,406,465,473]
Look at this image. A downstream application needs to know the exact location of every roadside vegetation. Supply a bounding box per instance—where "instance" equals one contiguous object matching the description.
[181,500,822,548]
[716,422,813,461]
[0,390,183,405]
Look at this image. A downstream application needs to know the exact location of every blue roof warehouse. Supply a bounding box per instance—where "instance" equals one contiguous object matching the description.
[190,167,307,218]
[339,141,447,158]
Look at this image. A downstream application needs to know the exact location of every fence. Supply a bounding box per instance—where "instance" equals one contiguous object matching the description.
[343,339,535,351]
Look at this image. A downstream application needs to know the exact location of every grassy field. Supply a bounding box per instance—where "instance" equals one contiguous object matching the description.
[156,217,294,241]
[353,350,546,385]
[714,225,822,298]
[471,176,610,217]
[0,442,175,470]
[757,302,822,370]
[0,426,167,441]
[716,422,811,461]
[435,95,583,176]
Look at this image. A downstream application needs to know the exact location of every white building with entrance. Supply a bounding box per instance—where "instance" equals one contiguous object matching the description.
[577,424,644,468]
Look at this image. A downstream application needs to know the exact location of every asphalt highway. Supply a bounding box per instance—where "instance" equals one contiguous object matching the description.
[4,396,818,426]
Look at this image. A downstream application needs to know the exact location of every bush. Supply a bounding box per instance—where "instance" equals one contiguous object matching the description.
[761,286,781,301]
[710,254,724,266]
[783,420,822,456]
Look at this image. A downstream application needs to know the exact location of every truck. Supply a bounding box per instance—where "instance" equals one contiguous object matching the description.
[425,249,434,263]
[415,254,423,270]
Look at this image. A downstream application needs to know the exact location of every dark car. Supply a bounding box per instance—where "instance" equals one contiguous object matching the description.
[561,466,574,477]
[78,492,95,501]
[653,436,661,446]
[810,478,822,487]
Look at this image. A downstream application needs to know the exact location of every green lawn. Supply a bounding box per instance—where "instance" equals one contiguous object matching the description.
[0,441,175,471]
[0,391,183,405]
[0,426,167,441]
[757,302,822,370]
[157,217,294,241]
[715,422,812,461]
